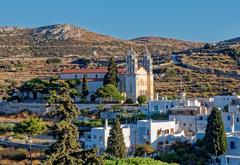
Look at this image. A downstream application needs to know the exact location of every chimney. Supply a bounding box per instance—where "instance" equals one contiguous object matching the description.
[104,118,108,130]
[231,112,235,133]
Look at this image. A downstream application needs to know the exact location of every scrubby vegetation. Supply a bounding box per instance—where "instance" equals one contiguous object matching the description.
[0,148,28,161]
[104,157,178,165]
[0,123,15,134]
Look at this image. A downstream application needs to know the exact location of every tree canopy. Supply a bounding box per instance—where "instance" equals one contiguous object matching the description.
[106,118,126,158]
[134,144,155,157]
[103,57,118,87]
[13,117,47,137]
[14,117,47,165]
[44,79,101,165]
[96,84,124,102]
[81,74,89,101]
[137,95,148,105]
[204,107,227,156]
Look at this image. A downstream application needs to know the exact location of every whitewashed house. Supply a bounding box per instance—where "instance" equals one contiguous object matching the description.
[169,105,209,136]
[220,114,240,165]
[142,97,208,114]
[220,133,240,165]
[213,94,240,110]
[80,119,183,153]
[142,99,182,114]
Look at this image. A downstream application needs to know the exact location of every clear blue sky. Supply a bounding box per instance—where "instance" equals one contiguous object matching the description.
[1,0,240,42]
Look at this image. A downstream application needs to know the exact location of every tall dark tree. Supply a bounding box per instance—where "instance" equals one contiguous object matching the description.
[44,79,101,165]
[204,107,227,160]
[106,118,126,158]
[103,57,118,87]
[82,74,89,101]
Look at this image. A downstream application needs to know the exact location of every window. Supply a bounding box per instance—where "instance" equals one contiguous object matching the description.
[158,142,164,145]
[157,129,162,136]
[183,123,186,126]
[154,105,158,111]
[93,135,97,139]
[164,129,169,134]
[147,129,150,135]
[227,116,231,121]
[237,117,239,122]
[95,74,98,78]
[75,75,77,79]
[199,116,203,120]
[230,141,235,149]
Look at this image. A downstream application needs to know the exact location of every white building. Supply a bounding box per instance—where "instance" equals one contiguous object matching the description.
[143,98,203,114]
[81,120,131,153]
[222,112,240,133]
[219,114,240,165]
[220,133,240,165]
[169,105,209,135]
[213,94,240,109]
[80,119,182,153]
[142,99,182,114]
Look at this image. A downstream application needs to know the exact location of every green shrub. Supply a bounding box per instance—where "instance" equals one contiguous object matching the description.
[137,95,148,105]
[104,157,178,165]
[77,119,103,127]
[0,123,15,134]
[46,58,61,64]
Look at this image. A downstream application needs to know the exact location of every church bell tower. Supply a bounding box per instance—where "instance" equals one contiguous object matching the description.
[126,46,138,75]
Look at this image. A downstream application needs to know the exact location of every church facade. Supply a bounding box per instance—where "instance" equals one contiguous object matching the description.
[125,46,154,103]
[60,47,154,103]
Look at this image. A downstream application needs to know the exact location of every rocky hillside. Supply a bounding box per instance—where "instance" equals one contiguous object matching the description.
[0,24,203,58]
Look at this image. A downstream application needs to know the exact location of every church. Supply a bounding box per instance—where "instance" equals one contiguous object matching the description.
[125,46,154,102]
[60,46,154,103]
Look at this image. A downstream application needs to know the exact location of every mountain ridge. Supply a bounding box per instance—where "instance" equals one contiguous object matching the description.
[0,24,203,58]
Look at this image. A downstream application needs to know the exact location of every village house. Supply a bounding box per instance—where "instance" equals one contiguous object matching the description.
[80,119,186,153]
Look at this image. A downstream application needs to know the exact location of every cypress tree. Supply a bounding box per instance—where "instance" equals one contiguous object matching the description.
[106,118,126,158]
[44,79,101,165]
[103,57,118,87]
[204,107,227,157]
[82,74,89,101]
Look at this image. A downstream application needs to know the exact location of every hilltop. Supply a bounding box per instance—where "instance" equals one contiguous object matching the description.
[0,24,203,58]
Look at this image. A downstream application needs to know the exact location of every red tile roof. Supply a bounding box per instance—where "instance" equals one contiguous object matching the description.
[61,67,126,75]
